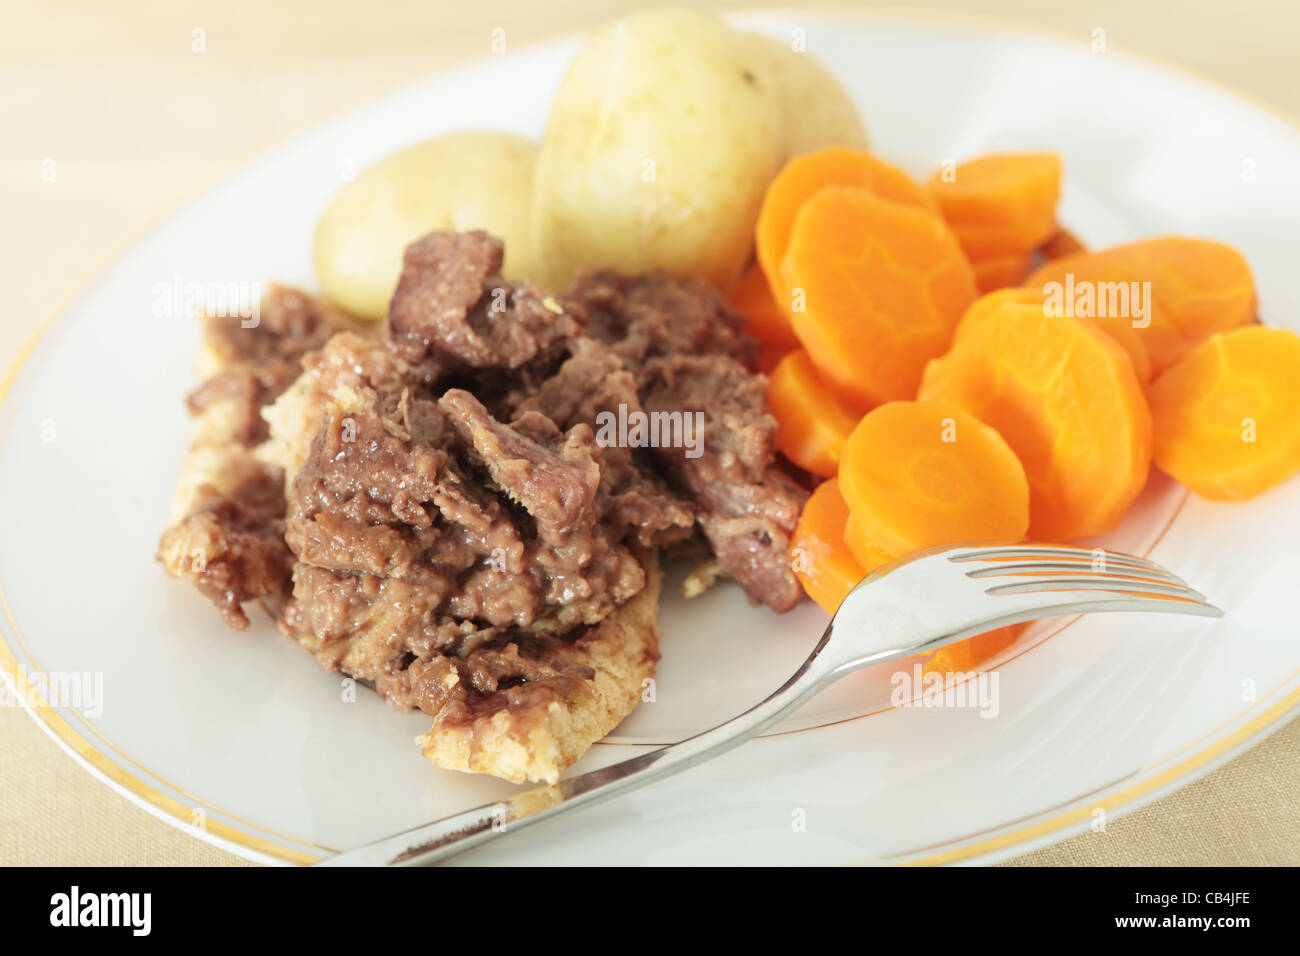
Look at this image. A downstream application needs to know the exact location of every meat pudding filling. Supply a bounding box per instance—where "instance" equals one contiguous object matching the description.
[159,230,807,783]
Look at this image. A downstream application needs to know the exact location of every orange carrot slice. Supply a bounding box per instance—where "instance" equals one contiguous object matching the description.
[1147,326,1300,501]
[961,288,1152,383]
[730,261,799,349]
[779,186,977,409]
[766,350,860,477]
[790,477,866,614]
[927,153,1061,232]
[957,287,1044,332]
[949,221,1040,259]
[928,153,1061,261]
[923,623,1027,675]
[919,301,1152,540]
[1047,306,1154,385]
[756,147,938,312]
[1025,237,1256,374]
[838,401,1030,561]
[842,511,894,573]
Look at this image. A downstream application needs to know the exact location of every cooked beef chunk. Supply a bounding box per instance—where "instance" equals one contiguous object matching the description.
[508,338,698,550]
[160,229,812,784]
[387,230,583,378]
[569,269,807,611]
[158,287,362,626]
[281,342,647,714]
[188,286,362,445]
[157,460,294,630]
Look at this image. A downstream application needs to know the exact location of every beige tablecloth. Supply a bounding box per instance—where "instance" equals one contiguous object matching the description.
[2,0,1297,866]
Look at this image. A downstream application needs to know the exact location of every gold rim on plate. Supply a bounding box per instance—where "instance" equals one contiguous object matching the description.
[2,8,1298,866]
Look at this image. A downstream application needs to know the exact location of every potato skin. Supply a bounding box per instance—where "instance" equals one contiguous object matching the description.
[733,32,868,159]
[313,131,538,320]
[532,9,783,291]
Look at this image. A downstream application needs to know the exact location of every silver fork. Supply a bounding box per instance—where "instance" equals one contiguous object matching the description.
[317,542,1221,866]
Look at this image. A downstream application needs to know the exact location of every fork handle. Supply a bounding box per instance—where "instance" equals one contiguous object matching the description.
[317,639,841,866]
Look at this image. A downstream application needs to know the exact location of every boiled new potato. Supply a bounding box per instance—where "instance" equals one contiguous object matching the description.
[733,32,868,158]
[314,131,538,319]
[532,9,784,291]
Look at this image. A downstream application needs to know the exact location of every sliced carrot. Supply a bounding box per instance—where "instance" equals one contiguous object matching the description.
[928,153,1060,261]
[1147,326,1300,501]
[1025,237,1256,374]
[1060,308,1153,385]
[1040,228,1086,260]
[919,301,1152,540]
[927,153,1060,232]
[972,249,1034,293]
[923,623,1027,675]
[842,511,896,574]
[950,221,1040,260]
[838,401,1029,562]
[957,287,1043,333]
[766,350,860,477]
[960,288,1152,383]
[790,477,866,614]
[779,186,977,409]
[730,261,799,349]
[756,147,938,312]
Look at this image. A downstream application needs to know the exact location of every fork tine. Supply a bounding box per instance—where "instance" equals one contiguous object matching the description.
[950,544,1107,560]
[950,544,1097,562]
[977,590,1225,623]
[965,561,1190,586]
[949,545,1173,576]
[985,575,1208,601]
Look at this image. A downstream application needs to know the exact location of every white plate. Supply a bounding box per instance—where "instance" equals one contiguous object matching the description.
[3,11,1299,866]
